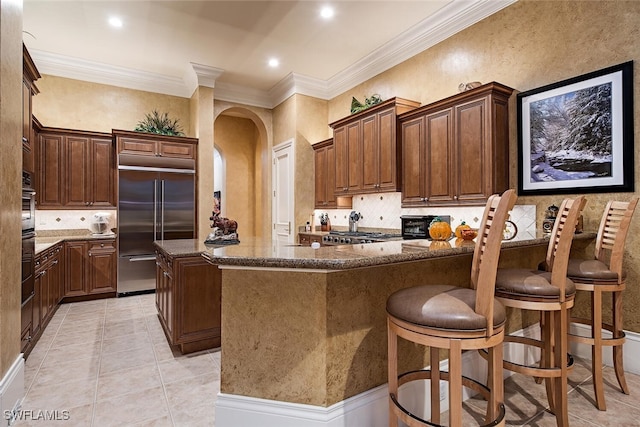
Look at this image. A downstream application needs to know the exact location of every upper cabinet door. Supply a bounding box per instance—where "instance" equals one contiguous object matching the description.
[376,107,398,191]
[91,138,116,207]
[333,126,348,195]
[346,121,362,193]
[454,98,488,204]
[65,136,91,208]
[361,115,378,191]
[425,108,454,204]
[401,116,425,205]
[38,133,65,208]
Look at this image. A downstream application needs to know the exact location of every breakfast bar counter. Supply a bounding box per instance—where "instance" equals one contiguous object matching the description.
[197,233,595,425]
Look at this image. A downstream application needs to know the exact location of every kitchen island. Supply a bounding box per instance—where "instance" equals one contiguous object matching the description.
[198,232,595,426]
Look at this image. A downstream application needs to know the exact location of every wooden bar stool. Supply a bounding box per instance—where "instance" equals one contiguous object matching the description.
[567,198,638,410]
[494,196,585,427]
[387,189,516,427]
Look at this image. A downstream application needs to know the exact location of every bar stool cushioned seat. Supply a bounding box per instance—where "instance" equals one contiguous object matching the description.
[495,269,575,299]
[387,189,516,427]
[387,285,506,332]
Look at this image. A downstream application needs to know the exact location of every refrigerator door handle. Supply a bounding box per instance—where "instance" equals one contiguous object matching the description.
[153,179,158,241]
[161,179,165,240]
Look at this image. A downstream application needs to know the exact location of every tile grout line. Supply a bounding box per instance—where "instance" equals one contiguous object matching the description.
[22,305,68,400]
[89,300,108,427]
[141,294,177,426]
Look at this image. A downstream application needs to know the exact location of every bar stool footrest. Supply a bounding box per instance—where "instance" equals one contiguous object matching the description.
[390,369,506,427]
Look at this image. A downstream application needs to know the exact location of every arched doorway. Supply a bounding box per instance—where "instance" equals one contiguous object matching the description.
[213,107,268,238]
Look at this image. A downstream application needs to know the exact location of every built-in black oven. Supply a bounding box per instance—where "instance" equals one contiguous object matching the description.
[22,233,35,304]
[401,215,451,239]
[22,171,36,233]
[22,171,36,305]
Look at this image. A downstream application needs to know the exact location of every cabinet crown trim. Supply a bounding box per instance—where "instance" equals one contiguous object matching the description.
[329,97,420,129]
[112,129,198,144]
[398,82,514,122]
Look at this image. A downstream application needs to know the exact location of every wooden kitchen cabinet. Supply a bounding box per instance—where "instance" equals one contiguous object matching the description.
[22,44,40,175]
[37,132,65,207]
[64,238,117,300]
[37,127,116,209]
[114,130,197,160]
[399,82,513,207]
[24,242,63,356]
[329,97,420,196]
[155,249,221,354]
[312,138,352,209]
[65,135,115,208]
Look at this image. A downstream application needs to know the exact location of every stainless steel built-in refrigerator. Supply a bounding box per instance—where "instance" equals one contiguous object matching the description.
[117,154,195,295]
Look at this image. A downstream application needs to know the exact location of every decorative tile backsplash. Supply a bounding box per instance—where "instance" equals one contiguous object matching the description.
[314,192,536,237]
[36,209,117,233]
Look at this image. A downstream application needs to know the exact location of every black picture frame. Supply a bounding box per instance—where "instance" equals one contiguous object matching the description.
[517,61,634,196]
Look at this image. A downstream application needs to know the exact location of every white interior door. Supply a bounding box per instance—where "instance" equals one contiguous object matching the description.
[272,139,294,244]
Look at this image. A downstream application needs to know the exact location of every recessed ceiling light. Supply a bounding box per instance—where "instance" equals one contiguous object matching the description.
[108,16,123,28]
[320,6,334,19]
[268,58,279,68]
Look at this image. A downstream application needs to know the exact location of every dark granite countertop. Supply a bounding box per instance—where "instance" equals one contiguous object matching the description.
[35,229,116,255]
[154,231,596,271]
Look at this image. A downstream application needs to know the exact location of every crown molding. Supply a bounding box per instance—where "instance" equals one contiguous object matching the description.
[214,81,274,109]
[325,0,518,98]
[29,0,517,108]
[30,49,191,98]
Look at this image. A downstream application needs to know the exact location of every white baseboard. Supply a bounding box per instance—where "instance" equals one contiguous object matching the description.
[215,324,640,426]
[569,323,640,375]
[215,385,388,427]
[0,355,25,427]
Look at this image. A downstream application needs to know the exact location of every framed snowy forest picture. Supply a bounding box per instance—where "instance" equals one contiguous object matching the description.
[517,61,634,195]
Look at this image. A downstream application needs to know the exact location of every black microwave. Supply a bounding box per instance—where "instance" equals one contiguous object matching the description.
[401,215,451,240]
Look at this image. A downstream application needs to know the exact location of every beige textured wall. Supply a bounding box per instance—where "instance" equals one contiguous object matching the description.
[0,0,24,377]
[295,95,330,230]
[214,115,258,237]
[273,94,330,232]
[273,95,296,148]
[327,0,640,331]
[32,75,191,135]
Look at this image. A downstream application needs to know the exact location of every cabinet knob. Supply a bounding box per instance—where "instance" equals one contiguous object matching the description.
[88,252,92,257]
[101,243,105,247]
[454,195,458,200]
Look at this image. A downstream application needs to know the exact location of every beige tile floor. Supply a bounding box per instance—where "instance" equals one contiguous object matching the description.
[18,294,219,426]
[16,294,640,426]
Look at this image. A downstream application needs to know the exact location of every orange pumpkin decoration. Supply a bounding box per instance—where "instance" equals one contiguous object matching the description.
[429,217,452,241]
[454,221,471,238]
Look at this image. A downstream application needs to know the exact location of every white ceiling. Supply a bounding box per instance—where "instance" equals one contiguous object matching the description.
[23,0,516,108]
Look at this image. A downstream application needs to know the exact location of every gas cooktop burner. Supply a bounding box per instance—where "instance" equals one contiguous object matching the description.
[328,231,401,237]
[322,230,402,245]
